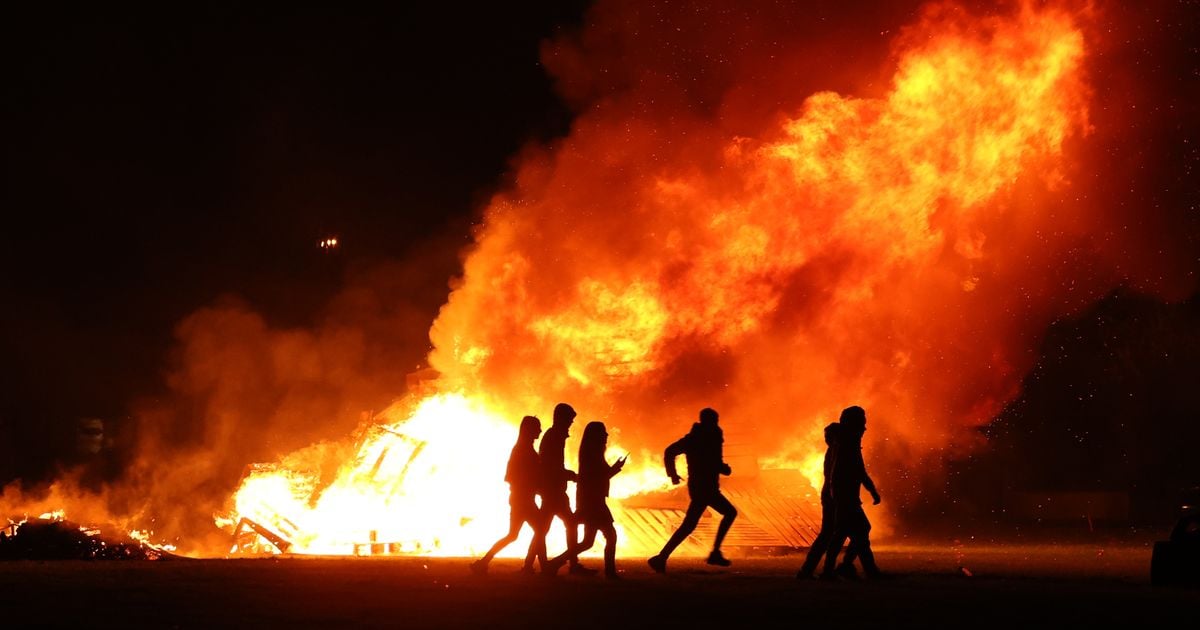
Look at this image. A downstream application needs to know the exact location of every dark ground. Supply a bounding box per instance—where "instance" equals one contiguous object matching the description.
[1,542,1196,628]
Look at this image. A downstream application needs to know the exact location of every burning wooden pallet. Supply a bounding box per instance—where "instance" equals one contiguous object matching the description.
[615,473,821,555]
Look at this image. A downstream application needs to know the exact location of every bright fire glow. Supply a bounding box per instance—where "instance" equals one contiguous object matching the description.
[4,2,1108,558]
[225,392,668,556]
[222,2,1091,558]
[129,529,178,552]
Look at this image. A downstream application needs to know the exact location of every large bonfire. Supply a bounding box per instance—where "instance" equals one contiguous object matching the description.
[221,2,1092,557]
[5,1,1191,558]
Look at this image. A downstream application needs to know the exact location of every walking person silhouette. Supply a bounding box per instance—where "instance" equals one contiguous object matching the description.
[648,407,738,573]
[526,402,595,575]
[795,422,857,579]
[470,415,547,575]
[544,421,626,579]
[822,405,882,579]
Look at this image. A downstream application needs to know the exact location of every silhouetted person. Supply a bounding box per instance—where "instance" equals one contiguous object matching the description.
[526,402,594,574]
[545,421,626,579]
[822,405,882,579]
[647,407,738,573]
[471,415,547,575]
[795,422,855,579]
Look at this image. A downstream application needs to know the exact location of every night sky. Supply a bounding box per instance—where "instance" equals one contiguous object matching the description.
[2,4,586,477]
[2,1,1198,522]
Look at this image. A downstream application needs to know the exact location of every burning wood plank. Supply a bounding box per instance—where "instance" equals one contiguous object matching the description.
[231,517,292,555]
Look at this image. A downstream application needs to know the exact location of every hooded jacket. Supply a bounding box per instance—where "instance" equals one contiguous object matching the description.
[664,421,727,493]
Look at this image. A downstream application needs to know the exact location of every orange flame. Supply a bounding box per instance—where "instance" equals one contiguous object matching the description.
[226,392,663,556]
[220,3,1096,556]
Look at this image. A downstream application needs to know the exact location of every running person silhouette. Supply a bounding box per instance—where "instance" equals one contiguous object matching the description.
[648,407,737,573]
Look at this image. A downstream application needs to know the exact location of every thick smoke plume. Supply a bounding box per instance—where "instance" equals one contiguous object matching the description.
[3,243,458,553]
[428,0,1194,511]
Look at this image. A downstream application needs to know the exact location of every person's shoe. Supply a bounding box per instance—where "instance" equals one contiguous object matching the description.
[569,562,598,576]
[864,568,889,580]
[517,565,536,576]
[835,562,859,580]
[818,570,838,581]
[796,568,815,580]
[647,555,667,573]
[605,570,621,580]
[542,557,566,576]
[469,559,488,576]
[706,550,732,567]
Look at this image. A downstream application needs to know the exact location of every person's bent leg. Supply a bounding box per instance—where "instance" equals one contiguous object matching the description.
[565,508,586,569]
[524,514,548,571]
[822,532,846,577]
[546,526,598,575]
[560,508,598,574]
[571,526,599,559]
[798,529,830,576]
[838,532,867,578]
[488,512,524,560]
[710,492,738,554]
[855,538,878,576]
[835,507,870,578]
[480,530,517,564]
[648,496,707,573]
[799,502,835,577]
[474,512,522,574]
[842,538,859,567]
[835,508,865,561]
[855,518,879,576]
[659,499,706,559]
[523,508,551,571]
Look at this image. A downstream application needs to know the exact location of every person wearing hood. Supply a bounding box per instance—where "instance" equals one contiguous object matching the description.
[470,415,547,575]
[795,421,851,579]
[648,407,738,573]
[525,402,595,575]
[822,405,882,580]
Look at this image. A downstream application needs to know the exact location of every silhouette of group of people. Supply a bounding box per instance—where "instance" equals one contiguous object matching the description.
[471,403,625,578]
[472,403,882,581]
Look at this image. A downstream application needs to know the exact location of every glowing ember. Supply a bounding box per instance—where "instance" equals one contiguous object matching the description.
[129,529,178,553]
[1,511,176,560]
